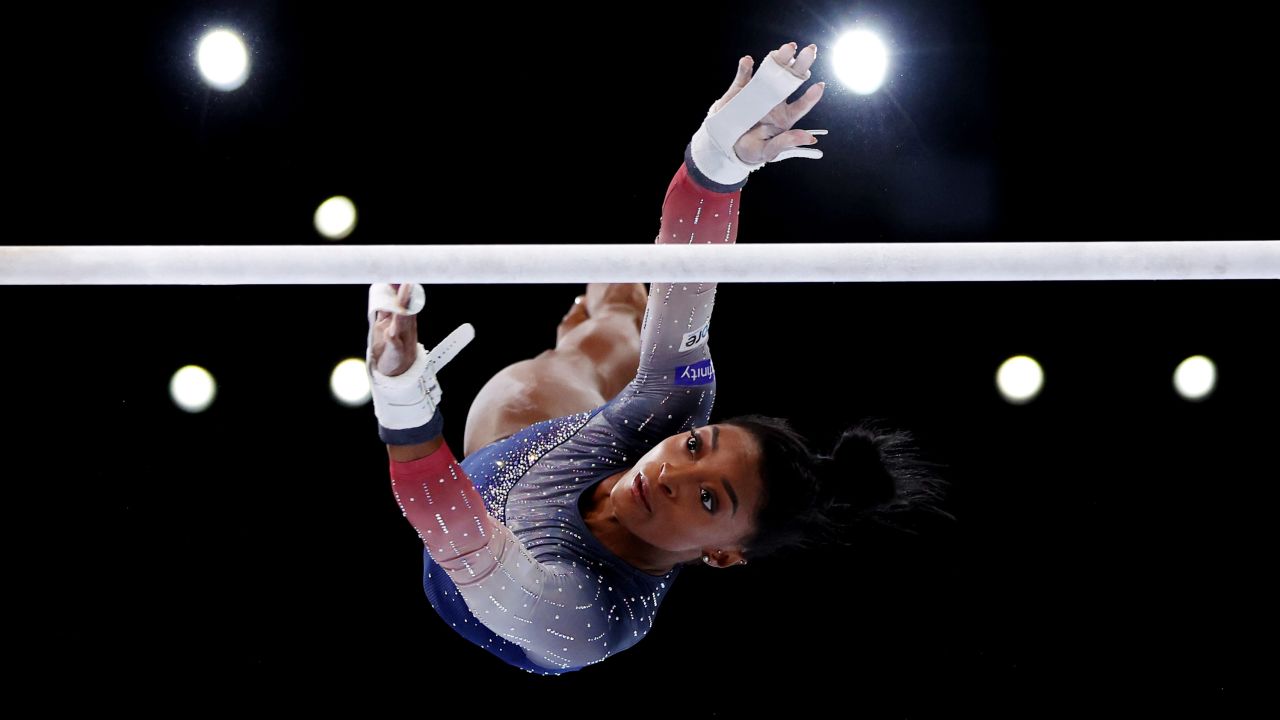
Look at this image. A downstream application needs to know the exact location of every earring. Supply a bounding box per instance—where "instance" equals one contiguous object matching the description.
[701,554,712,564]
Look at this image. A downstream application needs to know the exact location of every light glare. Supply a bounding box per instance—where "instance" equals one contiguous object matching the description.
[196,29,250,91]
[315,196,358,240]
[170,364,217,413]
[996,355,1044,405]
[331,358,372,406]
[1173,355,1217,401]
[832,30,889,95]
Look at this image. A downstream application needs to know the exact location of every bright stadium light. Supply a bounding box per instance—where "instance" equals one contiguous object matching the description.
[832,29,889,95]
[315,196,358,240]
[170,364,217,413]
[996,355,1044,405]
[331,358,372,406]
[196,29,250,91]
[1173,355,1217,401]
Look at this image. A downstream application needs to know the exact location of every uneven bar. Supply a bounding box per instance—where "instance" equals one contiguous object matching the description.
[1,242,1276,284]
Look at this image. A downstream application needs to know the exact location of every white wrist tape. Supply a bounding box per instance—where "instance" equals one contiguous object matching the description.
[690,54,809,186]
[367,323,476,430]
[364,283,475,430]
[368,340,439,430]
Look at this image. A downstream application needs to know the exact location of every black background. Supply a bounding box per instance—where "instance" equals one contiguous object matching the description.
[4,1,1276,714]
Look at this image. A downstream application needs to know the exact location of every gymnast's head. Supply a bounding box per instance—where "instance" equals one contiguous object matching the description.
[607,415,950,569]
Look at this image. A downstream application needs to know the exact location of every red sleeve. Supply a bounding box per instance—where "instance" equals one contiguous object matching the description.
[657,162,742,247]
[388,443,490,571]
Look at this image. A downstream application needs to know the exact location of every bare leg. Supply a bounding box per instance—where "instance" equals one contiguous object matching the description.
[462,283,647,457]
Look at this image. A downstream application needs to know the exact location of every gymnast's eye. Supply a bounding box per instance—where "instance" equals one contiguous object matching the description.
[687,429,701,455]
[700,487,716,513]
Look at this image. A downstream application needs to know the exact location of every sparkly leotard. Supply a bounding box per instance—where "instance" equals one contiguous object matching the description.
[386,150,744,674]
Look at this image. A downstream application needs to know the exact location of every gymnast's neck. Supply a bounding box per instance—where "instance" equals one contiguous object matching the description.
[581,470,684,577]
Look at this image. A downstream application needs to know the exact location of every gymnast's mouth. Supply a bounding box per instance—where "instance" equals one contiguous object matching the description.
[633,471,653,514]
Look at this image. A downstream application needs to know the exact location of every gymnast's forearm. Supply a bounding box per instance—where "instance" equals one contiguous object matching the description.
[386,430,493,568]
[655,160,742,248]
[618,160,735,399]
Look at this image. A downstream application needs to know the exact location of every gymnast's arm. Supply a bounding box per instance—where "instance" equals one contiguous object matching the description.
[369,286,613,672]
[607,43,827,436]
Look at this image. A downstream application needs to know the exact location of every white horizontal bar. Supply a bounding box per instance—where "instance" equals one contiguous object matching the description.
[1,242,1276,284]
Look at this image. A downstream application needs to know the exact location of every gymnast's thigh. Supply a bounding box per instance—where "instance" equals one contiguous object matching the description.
[462,350,606,457]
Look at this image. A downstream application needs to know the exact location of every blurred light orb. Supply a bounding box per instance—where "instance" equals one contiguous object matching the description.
[331,358,372,406]
[1173,355,1217,401]
[170,365,217,413]
[315,196,358,240]
[196,29,250,91]
[832,29,889,95]
[996,355,1044,405]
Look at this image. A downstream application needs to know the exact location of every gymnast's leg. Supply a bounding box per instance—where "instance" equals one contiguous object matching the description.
[461,282,647,457]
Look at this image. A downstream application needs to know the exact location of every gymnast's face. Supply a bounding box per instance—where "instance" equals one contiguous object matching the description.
[610,423,764,565]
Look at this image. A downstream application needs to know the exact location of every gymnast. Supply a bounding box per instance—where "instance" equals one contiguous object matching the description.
[365,41,946,673]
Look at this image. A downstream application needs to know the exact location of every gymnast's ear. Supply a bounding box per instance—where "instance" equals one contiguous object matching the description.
[701,549,747,569]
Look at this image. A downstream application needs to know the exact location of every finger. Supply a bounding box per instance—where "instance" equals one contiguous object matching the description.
[790,43,818,76]
[712,55,755,113]
[729,55,753,91]
[782,81,826,128]
[395,312,412,339]
[768,42,799,73]
[770,41,798,66]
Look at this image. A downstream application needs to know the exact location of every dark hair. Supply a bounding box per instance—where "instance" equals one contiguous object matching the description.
[722,414,953,561]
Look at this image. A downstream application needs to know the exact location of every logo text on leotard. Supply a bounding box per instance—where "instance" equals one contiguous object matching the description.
[674,359,715,386]
[679,321,710,353]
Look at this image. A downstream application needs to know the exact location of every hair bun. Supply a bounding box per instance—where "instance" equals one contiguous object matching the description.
[824,426,896,512]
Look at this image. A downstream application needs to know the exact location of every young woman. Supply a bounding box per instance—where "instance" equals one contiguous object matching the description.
[365,41,946,674]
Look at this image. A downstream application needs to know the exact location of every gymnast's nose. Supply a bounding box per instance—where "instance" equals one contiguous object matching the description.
[655,462,683,499]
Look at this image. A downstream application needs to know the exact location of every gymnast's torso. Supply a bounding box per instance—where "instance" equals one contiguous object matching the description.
[431,273,722,671]
[386,160,740,673]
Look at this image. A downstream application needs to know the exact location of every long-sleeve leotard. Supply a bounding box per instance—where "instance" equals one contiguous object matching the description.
[387,155,743,673]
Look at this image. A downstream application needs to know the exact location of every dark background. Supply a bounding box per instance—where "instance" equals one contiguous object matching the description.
[5,1,1275,714]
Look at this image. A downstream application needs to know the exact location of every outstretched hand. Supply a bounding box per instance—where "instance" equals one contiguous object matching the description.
[713,42,826,165]
[370,283,419,377]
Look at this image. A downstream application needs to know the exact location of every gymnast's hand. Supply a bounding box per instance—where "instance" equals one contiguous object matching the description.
[370,283,419,377]
[689,41,827,186]
[718,42,826,165]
